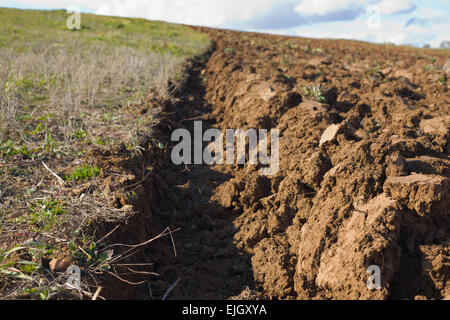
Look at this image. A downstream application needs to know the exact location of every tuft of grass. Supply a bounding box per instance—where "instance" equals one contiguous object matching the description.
[286,41,298,49]
[437,76,446,86]
[425,64,437,72]
[69,240,112,271]
[224,47,236,54]
[299,84,328,103]
[29,199,66,231]
[65,165,101,182]
[281,55,291,64]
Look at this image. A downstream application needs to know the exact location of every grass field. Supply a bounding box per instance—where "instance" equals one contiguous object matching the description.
[0,7,210,299]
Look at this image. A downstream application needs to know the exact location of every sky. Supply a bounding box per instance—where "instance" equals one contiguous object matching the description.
[1,0,449,48]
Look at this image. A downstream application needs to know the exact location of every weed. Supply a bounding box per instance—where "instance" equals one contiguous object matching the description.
[29,199,66,230]
[281,56,290,64]
[43,131,56,156]
[69,240,112,271]
[22,288,56,300]
[299,85,328,103]
[74,129,87,139]
[366,66,384,81]
[286,41,298,49]
[224,48,236,54]
[0,139,37,159]
[157,142,166,150]
[8,166,24,176]
[437,76,447,86]
[65,165,101,182]
[25,122,44,136]
[0,139,20,157]
[95,137,108,146]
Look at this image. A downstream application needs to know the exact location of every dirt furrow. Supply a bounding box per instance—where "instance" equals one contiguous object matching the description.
[108,28,449,300]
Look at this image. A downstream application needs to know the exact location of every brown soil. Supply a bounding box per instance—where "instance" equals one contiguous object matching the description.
[96,28,449,300]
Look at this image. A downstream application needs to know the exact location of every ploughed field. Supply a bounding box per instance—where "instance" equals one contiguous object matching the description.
[0,9,448,300]
[133,28,449,300]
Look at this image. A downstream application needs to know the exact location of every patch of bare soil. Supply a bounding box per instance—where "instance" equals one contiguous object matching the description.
[96,28,449,300]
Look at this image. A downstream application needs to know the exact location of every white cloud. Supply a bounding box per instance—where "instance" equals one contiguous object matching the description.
[4,0,279,26]
[377,0,415,14]
[294,0,361,16]
[293,15,450,48]
[94,0,280,27]
[294,0,415,16]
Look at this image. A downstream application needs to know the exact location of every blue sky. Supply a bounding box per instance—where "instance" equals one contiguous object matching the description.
[1,0,449,47]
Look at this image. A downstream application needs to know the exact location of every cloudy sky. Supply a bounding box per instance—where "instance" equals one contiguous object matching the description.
[1,0,449,48]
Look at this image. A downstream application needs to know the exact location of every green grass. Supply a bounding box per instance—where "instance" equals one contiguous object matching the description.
[0,8,211,160]
[437,76,447,86]
[224,47,236,54]
[66,165,101,182]
[29,199,66,231]
[299,85,328,103]
[0,8,210,56]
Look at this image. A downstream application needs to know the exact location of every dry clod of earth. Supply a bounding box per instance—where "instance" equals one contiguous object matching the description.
[420,116,450,135]
[384,174,449,216]
[319,124,341,146]
[419,245,450,298]
[444,59,450,74]
[49,257,73,273]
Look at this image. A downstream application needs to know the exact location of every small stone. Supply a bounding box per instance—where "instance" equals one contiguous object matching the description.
[49,257,73,273]
[420,116,450,135]
[393,69,413,79]
[121,205,134,212]
[443,59,450,74]
[117,174,136,185]
[381,67,392,75]
[319,124,341,146]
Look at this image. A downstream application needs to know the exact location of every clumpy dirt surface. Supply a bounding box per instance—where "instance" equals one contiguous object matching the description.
[100,28,449,300]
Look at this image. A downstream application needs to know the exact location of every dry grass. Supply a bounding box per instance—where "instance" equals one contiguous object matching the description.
[0,91,18,142]
[0,42,184,158]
